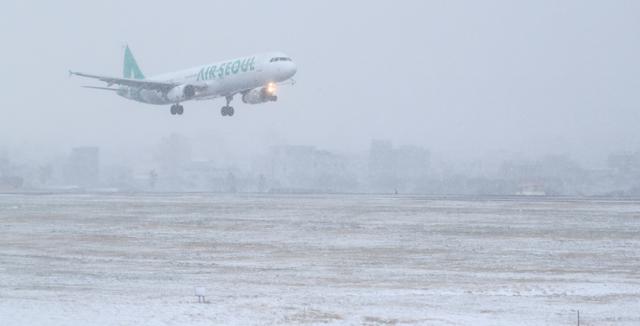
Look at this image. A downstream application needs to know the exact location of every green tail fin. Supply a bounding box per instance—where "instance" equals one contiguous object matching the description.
[123,45,145,79]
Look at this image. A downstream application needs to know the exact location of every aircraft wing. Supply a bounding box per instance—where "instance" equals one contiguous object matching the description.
[69,71,178,92]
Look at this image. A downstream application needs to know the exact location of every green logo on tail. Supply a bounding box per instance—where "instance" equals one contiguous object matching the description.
[123,45,145,80]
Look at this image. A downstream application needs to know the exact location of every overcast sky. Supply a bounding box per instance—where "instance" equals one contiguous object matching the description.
[2,1,639,164]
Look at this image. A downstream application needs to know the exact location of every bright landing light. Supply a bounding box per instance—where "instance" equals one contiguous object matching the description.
[266,82,277,95]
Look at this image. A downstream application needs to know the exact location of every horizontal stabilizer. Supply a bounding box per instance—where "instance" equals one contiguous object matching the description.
[82,86,119,91]
[70,70,177,91]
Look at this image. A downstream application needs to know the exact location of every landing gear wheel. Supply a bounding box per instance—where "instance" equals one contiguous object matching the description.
[221,95,235,117]
[221,106,235,117]
[170,104,184,115]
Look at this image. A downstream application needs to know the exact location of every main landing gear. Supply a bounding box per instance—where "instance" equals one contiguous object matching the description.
[170,104,184,115]
[221,95,235,117]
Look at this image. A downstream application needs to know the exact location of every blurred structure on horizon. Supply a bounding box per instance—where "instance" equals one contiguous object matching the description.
[2,136,640,197]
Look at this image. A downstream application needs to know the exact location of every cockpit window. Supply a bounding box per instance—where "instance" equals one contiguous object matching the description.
[270,57,292,63]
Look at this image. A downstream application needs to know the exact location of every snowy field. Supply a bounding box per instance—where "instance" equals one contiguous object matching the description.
[0,193,639,325]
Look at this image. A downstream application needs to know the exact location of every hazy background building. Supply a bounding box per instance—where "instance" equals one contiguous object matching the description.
[65,147,100,188]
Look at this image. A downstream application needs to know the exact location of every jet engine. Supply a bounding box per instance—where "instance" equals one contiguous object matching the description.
[166,84,196,102]
[242,84,278,104]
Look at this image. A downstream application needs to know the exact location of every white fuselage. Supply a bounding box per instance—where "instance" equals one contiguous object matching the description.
[117,52,297,105]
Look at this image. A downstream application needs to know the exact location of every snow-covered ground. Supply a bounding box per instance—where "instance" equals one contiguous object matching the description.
[0,194,639,325]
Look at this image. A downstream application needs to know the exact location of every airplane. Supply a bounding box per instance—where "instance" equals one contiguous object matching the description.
[70,46,297,117]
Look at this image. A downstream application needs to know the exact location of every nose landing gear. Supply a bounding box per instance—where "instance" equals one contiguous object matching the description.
[221,106,234,116]
[221,95,235,117]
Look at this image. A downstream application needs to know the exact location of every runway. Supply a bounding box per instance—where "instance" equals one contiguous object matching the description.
[1,193,638,325]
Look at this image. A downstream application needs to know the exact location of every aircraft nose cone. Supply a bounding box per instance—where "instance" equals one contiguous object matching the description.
[288,63,297,77]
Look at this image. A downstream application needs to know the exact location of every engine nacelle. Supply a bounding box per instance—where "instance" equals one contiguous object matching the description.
[242,87,278,104]
[166,84,196,102]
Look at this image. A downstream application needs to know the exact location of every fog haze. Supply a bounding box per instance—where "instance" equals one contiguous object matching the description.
[2,0,640,182]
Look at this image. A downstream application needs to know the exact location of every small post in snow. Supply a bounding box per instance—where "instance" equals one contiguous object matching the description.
[195,287,206,303]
